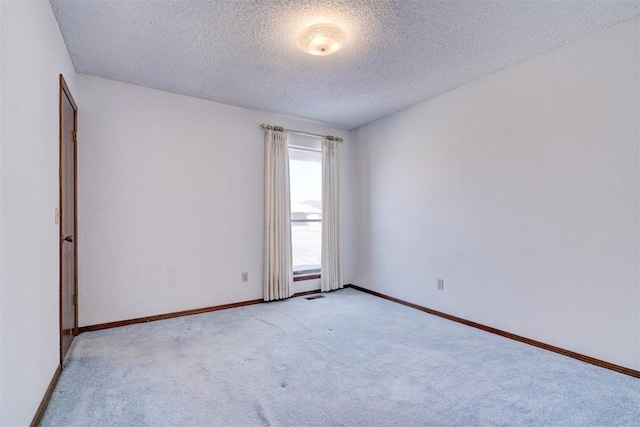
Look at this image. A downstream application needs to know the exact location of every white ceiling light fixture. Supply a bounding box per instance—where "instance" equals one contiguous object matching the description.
[298,23,347,56]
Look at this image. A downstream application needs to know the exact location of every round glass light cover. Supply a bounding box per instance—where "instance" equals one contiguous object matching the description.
[298,23,346,56]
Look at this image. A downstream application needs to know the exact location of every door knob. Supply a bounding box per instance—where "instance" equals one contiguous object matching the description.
[62,235,74,243]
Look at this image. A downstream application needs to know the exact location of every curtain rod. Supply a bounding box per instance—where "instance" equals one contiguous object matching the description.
[260,124,344,142]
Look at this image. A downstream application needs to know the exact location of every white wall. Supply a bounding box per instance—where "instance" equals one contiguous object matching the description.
[348,17,640,370]
[0,1,77,425]
[0,1,4,419]
[76,74,351,326]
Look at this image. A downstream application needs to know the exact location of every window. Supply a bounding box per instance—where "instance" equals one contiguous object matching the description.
[289,144,321,276]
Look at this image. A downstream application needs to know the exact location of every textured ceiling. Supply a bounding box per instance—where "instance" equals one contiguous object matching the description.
[50,1,640,129]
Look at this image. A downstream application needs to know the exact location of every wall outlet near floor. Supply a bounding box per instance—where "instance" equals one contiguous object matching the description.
[437,278,444,290]
[242,272,248,282]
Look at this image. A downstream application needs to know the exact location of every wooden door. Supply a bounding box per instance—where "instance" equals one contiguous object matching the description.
[59,75,78,363]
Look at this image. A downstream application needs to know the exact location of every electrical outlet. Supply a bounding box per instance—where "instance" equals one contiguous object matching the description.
[242,272,248,282]
[437,278,444,291]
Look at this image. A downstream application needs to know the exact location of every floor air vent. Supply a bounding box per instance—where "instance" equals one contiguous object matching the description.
[305,295,325,300]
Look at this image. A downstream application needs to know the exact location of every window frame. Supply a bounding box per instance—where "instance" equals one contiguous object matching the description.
[288,142,322,280]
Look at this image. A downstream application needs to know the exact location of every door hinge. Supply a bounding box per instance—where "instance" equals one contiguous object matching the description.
[73,294,78,305]
[72,130,77,142]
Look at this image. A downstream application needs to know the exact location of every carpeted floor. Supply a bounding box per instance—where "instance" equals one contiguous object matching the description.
[42,288,640,426]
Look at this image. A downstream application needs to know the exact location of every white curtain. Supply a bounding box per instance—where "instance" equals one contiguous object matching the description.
[264,130,293,301]
[321,138,342,292]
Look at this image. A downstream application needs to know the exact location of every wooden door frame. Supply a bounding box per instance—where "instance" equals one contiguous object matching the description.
[59,74,78,363]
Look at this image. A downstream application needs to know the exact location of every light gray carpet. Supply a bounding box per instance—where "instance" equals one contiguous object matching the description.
[42,288,640,426]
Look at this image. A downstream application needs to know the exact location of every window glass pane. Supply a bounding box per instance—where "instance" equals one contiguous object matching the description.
[289,147,321,273]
